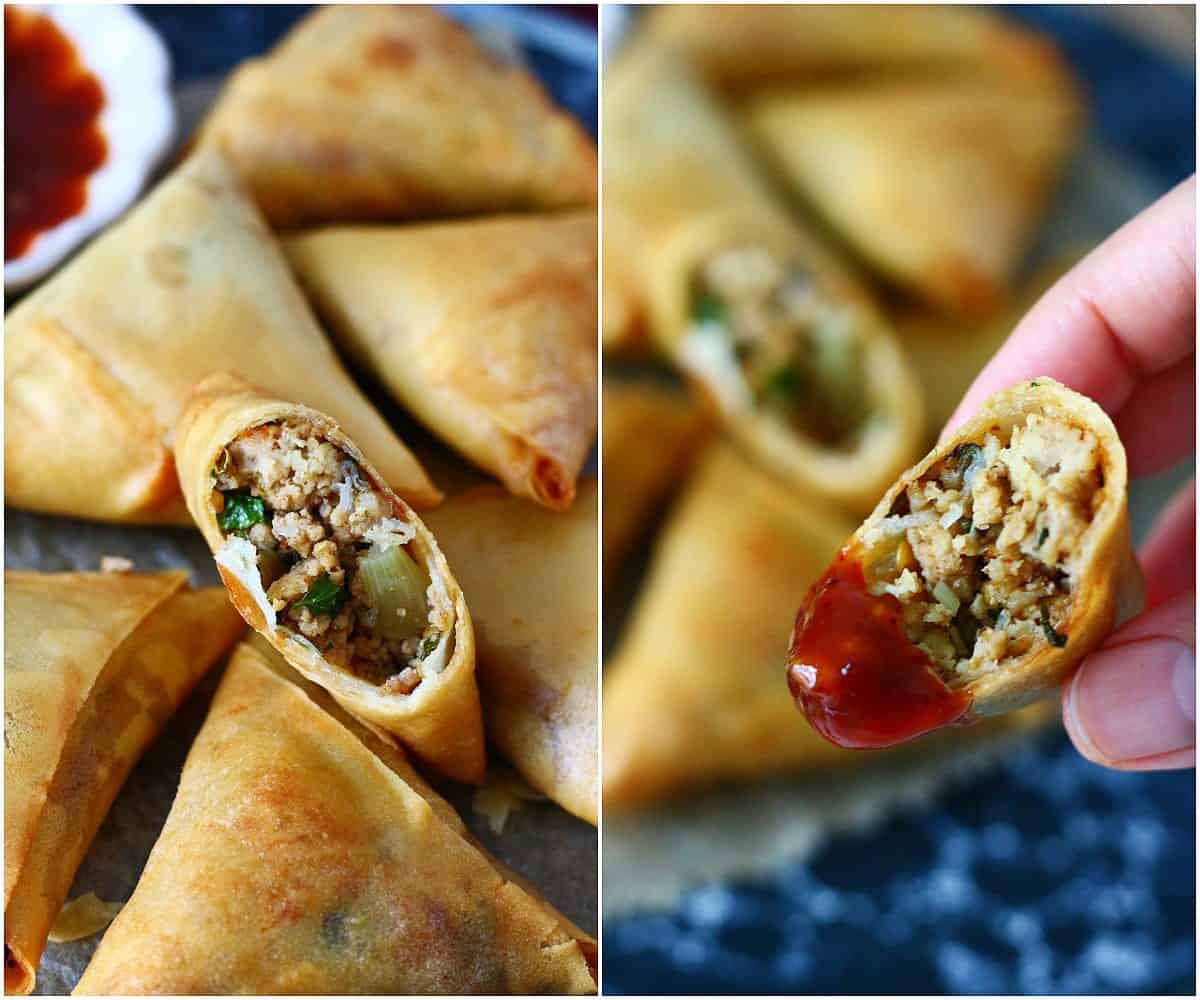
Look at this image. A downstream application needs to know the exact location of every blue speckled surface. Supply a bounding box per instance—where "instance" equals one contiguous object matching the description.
[607,732,1195,994]
[603,7,1195,995]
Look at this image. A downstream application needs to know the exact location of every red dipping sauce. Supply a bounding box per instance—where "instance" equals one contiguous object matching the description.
[786,547,970,748]
[5,7,107,262]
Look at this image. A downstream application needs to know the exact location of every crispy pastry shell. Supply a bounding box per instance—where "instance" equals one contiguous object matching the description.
[426,484,599,825]
[197,5,596,227]
[3,150,438,524]
[4,572,243,994]
[285,213,597,511]
[175,374,482,783]
[74,638,596,994]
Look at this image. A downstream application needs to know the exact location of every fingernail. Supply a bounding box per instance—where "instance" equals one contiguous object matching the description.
[1068,639,1196,765]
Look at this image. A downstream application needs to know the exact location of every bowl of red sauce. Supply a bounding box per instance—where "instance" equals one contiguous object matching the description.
[5,4,174,292]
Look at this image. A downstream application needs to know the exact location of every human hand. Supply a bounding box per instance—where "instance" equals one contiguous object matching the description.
[945,175,1196,770]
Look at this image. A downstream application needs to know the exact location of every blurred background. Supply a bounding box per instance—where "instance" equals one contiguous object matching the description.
[601,4,1195,994]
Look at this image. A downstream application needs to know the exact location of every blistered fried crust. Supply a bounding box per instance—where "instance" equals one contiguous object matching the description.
[73,639,597,995]
[4,572,243,995]
[198,5,596,227]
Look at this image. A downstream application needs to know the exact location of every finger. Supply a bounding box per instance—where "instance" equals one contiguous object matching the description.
[1139,478,1196,611]
[1113,358,1195,478]
[1062,591,1195,771]
[945,176,1196,437]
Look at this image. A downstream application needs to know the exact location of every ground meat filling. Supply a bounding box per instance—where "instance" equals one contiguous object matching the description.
[860,412,1105,683]
[685,246,868,448]
[211,421,450,692]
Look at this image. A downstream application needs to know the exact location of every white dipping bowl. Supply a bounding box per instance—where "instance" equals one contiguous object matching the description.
[5,4,175,292]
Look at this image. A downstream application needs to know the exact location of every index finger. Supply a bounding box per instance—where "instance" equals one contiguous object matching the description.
[944,176,1196,437]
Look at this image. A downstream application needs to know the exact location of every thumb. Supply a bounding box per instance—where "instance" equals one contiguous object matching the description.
[1063,591,1195,770]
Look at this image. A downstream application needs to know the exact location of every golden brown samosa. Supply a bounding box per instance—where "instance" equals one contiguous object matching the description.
[642,4,1071,91]
[425,484,598,825]
[602,380,709,583]
[4,571,244,995]
[604,43,923,511]
[604,445,856,810]
[603,444,1059,811]
[744,79,1081,315]
[175,374,483,783]
[198,5,596,228]
[74,638,597,995]
[787,379,1143,748]
[4,149,439,525]
[285,213,597,512]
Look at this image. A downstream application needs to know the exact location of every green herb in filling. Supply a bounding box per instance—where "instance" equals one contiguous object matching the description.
[756,362,804,402]
[953,443,983,479]
[1040,604,1067,647]
[217,490,265,534]
[692,292,727,327]
[295,574,348,618]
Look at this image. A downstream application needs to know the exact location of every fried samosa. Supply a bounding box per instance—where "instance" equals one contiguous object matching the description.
[175,374,482,783]
[603,444,1060,811]
[604,43,922,510]
[788,379,1143,748]
[744,79,1081,315]
[602,380,709,583]
[74,638,597,995]
[197,5,596,228]
[5,571,244,995]
[4,149,439,525]
[642,4,1071,91]
[285,213,598,512]
[603,445,855,810]
[425,484,598,825]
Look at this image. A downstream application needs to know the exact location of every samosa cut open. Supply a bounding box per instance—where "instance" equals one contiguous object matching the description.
[285,212,598,511]
[426,484,599,825]
[198,5,597,228]
[175,374,483,783]
[74,637,597,995]
[4,570,244,995]
[603,444,1060,812]
[4,149,438,525]
[788,379,1142,750]
[604,42,923,510]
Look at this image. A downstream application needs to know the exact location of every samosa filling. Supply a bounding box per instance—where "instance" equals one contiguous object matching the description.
[682,246,868,448]
[212,420,451,692]
[859,411,1104,683]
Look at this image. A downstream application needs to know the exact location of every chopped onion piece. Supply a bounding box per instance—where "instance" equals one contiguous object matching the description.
[360,544,429,641]
[932,581,961,614]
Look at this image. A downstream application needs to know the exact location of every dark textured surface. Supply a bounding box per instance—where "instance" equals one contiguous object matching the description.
[603,6,1195,995]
